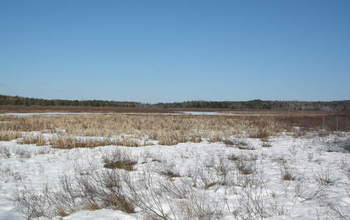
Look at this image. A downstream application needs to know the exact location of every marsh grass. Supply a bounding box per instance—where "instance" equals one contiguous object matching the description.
[3,113,348,147]
[0,130,22,141]
[1,114,283,146]
[17,135,46,146]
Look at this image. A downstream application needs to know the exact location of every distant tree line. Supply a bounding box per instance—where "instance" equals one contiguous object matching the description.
[0,95,349,112]
[0,95,139,108]
[154,100,350,111]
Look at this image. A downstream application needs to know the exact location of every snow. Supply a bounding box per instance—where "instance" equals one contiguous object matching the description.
[64,209,138,220]
[181,111,220,115]
[0,211,23,220]
[0,132,350,219]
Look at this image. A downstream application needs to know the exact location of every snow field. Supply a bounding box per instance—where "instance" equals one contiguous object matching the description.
[0,132,349,219]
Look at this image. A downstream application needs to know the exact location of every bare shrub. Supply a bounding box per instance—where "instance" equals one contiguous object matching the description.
[158,179,192,200]
[340,160,350,180]
[104,161,136,171]
[223,139,235,147]
[279,160,295,181]
[326,202,350,220]
[314,169,338,186]
[229,154,258,166]
[102,149,137,171]
[125,170,225,220]
[177,191,224,220]
[228,154,241,161]
[294,180,327,202]
[159,169,181,180]
[237,144,256,151]
[288,145,298,158]
[0,166,25,182]
[89,170,135,213]
[224,139,255,150]
[214,157,241,187]
[0,146,11,158]
[194,168,220,189]
[235,159,257,175]
[237,188,269,219]
[15,186,52,219]
[124,171,170,220]
[235,174,288,219]
[15,169,135,218]
[271,156,287,164]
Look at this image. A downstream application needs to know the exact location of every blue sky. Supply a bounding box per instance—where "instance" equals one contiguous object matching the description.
[0,0,349,102]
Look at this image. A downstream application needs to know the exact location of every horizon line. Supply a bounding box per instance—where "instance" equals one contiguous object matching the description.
[1,93,349,104]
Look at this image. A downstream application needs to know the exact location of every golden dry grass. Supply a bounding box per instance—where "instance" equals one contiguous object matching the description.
[15,135,144,148]
[0,130,22,141]
[17,135,46,146]
[49,136,142,149]
[1,112,348,147]
[0,114,281,145]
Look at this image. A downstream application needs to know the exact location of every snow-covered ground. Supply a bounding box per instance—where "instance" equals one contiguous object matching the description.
[181,111,220,115]
[1,132,350,219]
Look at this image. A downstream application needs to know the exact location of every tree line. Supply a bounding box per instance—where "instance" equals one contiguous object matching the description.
[1,95,349,111]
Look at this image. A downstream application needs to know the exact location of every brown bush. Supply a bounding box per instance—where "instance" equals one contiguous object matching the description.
[104,161,136,171]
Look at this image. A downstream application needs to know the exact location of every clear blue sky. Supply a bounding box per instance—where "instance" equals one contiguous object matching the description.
[0,0,349,102]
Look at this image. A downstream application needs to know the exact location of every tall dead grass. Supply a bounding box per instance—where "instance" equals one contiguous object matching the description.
[17,135,46,146]
[0,114,281,144]
[17,136,143,148]
[0,130,22,141]
[2,113,349,147]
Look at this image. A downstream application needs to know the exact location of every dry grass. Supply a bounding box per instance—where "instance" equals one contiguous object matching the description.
[236,161,256,175]
[227,153,258,176]
[17,135,46,146]
[248,126,273,139]
[1,114,282,146]
[223,139,235,146]
[314,169,337,185]
[0,130,22,141]
[102,149,137,171]
[2,112,349,147]
[104,161,137,171]
[279,159,296,181]
[17,136,143,148]
[49,136,139,149]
